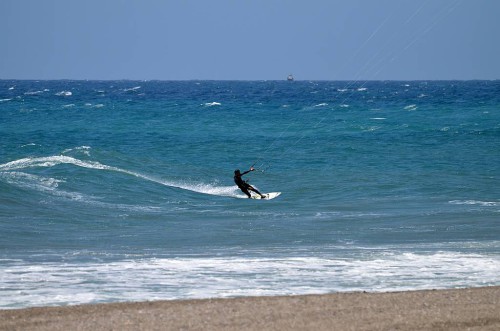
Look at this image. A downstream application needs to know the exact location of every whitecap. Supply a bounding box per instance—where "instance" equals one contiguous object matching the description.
[0,98,12,102]
[357,87,367,91]
[404,104,417,111]
[62,146,92,156]
[56,91,72,96]
[314,103,328,107]
[203,102,221,107]
[24,90,44,95]
[449,200,499,207]
[123,86,141,92]
[21,143,38,148]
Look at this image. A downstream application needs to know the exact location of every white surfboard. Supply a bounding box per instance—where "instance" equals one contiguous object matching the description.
[250,192,281,200]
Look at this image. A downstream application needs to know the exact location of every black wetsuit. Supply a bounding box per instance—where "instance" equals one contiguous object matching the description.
[234,169,263,198]
[234,170,251,197]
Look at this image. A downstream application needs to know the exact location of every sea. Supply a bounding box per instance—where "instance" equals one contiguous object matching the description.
[1,80,499,309]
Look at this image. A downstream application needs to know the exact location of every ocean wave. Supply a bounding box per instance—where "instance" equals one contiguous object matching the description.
[123,86,141,92]
[2,251,499,308]
[20,143,39,148]
[55,91,72,96]
[203,102,221,107]
[24,90,45,95]
[0,171,63,190]
[449,200,499,207]
[0,155,243,199]
[404,104,418,111]
[62,146,92,156]
[0,171,86,201]
[0,156,113,172]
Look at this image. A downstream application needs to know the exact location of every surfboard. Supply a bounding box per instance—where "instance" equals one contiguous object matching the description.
[250,192,281,200]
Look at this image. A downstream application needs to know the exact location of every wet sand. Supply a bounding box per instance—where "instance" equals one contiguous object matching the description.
[1,286,499,330]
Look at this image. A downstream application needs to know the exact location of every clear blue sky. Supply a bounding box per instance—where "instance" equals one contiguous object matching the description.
[1,0,499,80]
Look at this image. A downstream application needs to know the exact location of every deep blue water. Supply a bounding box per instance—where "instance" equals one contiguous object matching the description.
[1,80,499,308]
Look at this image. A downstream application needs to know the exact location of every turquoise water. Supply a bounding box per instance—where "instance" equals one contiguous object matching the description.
[1,80,499,308]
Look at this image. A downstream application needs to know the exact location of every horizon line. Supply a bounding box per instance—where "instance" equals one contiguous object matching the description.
[1,78,499,82]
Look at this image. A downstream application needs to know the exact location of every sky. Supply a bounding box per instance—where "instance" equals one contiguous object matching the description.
[1,0,499,80]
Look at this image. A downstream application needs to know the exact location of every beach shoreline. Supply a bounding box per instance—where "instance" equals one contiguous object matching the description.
[1,286,499,330]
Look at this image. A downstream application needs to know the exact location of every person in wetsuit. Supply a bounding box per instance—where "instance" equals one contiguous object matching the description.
[234,167,266,199]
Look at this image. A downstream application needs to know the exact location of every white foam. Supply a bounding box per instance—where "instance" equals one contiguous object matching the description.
[123,86,141,92]
[55,91,72,96]
[203,102,221,107]
[24,90,44,95]
[62,146,92,156]
[0,171,63,190]
[0,170,89,202]
[1,251,499,308]
[0,98,12,102]
[449,200,499,207]
[21,143,38,148]
[404,104,418,111]
[0,156,113,172]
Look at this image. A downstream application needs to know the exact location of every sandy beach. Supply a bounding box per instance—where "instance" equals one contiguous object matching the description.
[1,286,499,330]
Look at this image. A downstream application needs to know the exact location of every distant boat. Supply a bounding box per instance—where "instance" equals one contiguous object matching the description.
[287,74,294,81]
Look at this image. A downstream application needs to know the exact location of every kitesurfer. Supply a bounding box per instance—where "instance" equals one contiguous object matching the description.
[234,167,266,199]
